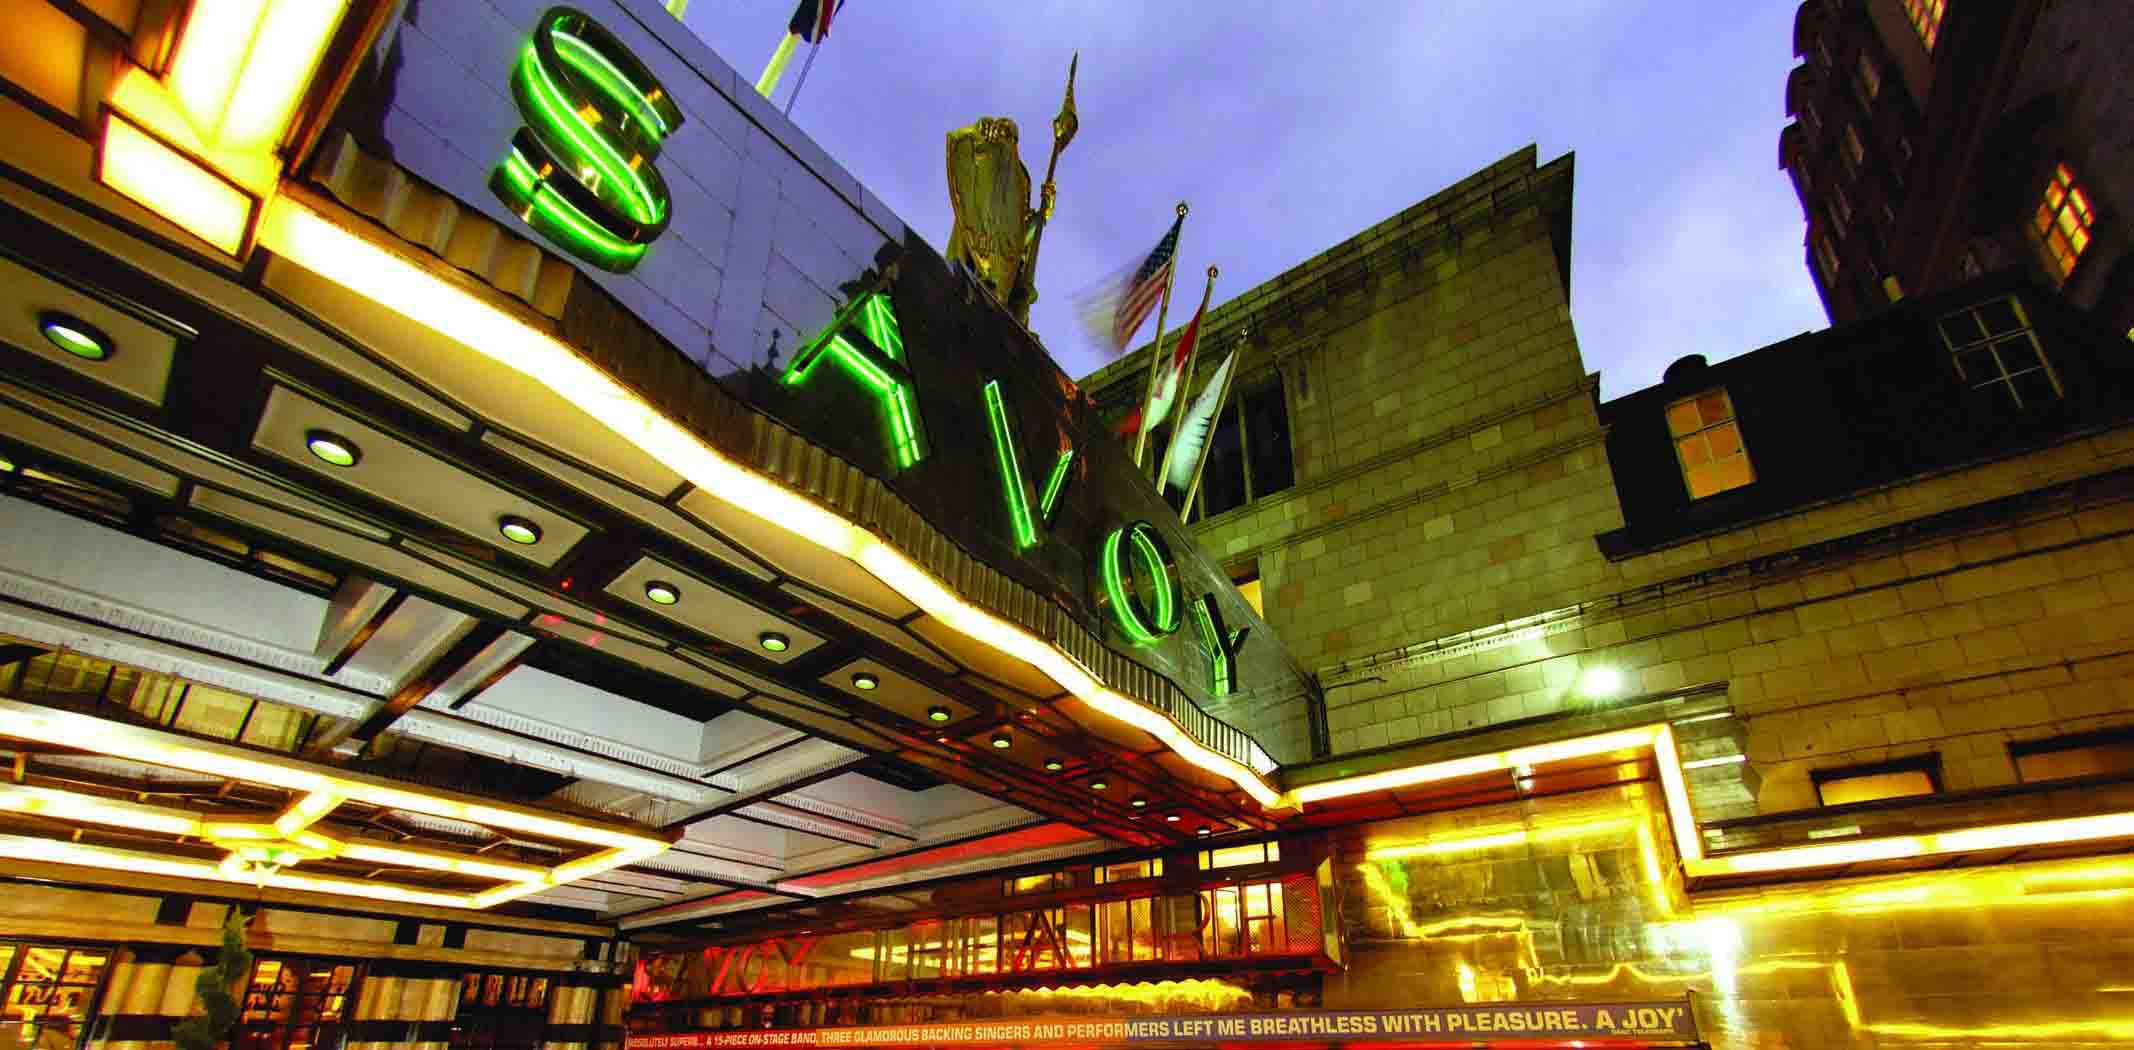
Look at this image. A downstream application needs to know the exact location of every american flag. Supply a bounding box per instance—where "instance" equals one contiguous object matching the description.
[1076,214,1182,356]
[787,0,842,42]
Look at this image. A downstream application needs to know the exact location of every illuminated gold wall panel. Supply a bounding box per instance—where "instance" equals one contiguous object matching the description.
[1335,787,2134,1046]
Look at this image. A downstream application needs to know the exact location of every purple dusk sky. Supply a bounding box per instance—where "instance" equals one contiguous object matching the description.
[679,2,1829,400]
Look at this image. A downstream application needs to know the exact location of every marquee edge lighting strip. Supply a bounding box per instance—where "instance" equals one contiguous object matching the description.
[256,196,1285,811]
[0,699,668,908]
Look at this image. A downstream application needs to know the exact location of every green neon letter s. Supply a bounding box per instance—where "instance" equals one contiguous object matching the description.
[491,8,682,273]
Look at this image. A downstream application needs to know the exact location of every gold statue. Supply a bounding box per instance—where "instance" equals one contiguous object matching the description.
[945,54,1078,326]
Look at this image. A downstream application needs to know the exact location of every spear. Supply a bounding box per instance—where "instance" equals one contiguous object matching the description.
[1015,53,1078,324]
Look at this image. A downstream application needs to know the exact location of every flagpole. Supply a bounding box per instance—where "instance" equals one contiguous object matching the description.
[1181,329,1245,514]
[1155,266,1217,494]
[1175,265,1219,431]
[784,39,823,115]
[1131,201,1189,468]
[755,33,800,98]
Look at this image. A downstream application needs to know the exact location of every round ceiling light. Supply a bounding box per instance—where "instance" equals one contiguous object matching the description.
[304,429,360,468]
[498,515,543,545]
[1164,813,1180,822]
[1197,825,1212,837]
[990,731,1012,750]
[644,580,681,605]
[1130,796,1148,808]
[38,313,112,361]
[1043,757,1064,772]
[758,631,790,653]
[850,671,879,691]
[927,705,951,723]
[1089,778,1108,792]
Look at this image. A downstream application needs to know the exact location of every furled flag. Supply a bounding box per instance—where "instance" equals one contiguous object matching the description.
[1160,349,1237,496]
[757,0,844,97]
[1075,214,1182,356]
[1123,296,1203,442]
[788,0,842,41]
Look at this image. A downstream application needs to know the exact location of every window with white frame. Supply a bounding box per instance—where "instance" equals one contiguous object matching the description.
[1665,388,1754,500]
[1936,295,2061,410]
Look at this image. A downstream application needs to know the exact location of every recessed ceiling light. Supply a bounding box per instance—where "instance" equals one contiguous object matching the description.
[850,672,879,691]
[1130,796,1148,808]
[38,313,112,361]
[1043,757,1064,772]
[644,580,680,605]
[304,429,360,468]
[927,705,951,723]
[1164,813,1180,822]
[757,631,790,653]
[0,452,13,473]
[1197,825,1212,837]
[1089,779,1108,792]
[990,731,1012,750]
[498,515,542,545]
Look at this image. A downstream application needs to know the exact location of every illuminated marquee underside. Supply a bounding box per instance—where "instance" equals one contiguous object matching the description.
[0,699,671,909]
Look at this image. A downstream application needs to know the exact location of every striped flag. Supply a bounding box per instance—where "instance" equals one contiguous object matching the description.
[1075,215,1182,356]
[788,0,841,41]
[1143,298,1203,434]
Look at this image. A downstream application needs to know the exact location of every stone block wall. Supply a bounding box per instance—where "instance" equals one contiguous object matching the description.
[1317,421,2134,813]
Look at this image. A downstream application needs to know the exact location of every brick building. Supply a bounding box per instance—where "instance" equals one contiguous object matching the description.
[1780,0,2134,336]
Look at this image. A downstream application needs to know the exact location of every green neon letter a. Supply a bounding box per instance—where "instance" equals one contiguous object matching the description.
[784,294,927,470]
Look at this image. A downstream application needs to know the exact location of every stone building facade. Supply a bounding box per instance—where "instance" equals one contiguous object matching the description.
[1082,146,1626,760]
[1082,148,2134,834]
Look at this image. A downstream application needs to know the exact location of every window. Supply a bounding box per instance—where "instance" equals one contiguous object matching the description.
[1936,295,2060,409]
[1840,124,1866,177]
[0,944,108,1050]
[235,959,358,1050]
[1854,52,1882,102]
[1004,870,1075,896]
[1093,858,1163,884]
[2032,161,2095,282]
[1828,186,1853,239]
[1200,841,1280,870]
[1902,0,1946,51]
[1186,379,1294,521]
[1815,235,1841,285]
[1235,573,1263,618]
[2012,729,2134,783]
[1201,881,1292,958]
[1665,388,1754,499]
[1814,757,1939,806]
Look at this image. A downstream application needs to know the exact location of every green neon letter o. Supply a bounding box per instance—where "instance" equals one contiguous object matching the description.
[1101,521,1182,646]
